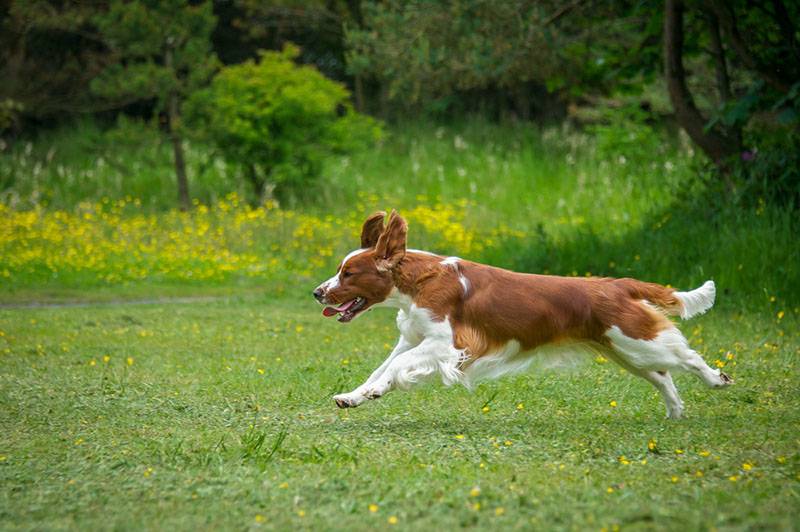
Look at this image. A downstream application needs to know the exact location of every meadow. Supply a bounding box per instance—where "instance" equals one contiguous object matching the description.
[1,119,799,530]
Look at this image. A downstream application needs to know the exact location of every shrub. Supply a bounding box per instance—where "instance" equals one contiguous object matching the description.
[188,44,382,204]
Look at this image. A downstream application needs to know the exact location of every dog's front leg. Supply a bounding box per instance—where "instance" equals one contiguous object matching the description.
[361,337,454,400]
[333,336,414,408]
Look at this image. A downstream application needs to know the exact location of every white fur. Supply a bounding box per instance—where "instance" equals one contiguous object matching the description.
[440,256,460,267]
[440,256,470,295]
[675,280,715,319]
[462,340,599,388]
[407,248,439,257]
[317,248,368,292]
[606,325,729,383]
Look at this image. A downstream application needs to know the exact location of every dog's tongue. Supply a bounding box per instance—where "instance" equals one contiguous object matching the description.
[322,299,357,317]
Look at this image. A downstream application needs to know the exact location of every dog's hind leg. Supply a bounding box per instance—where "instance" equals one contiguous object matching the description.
[605,325,732,418]
[604,348,684,419]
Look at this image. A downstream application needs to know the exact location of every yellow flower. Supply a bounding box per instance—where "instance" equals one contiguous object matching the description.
[103,355,110,363]
[742,462,752,471]
[257,368,265,375]
[695,470,704,477]
[368,504,379,513]
[89,359,96,366]
[255,514,265,523]
[469,486,481,497]
[777,310,784,319]
[279,482,288,489]
[454,434,465,440]
[606,487,614,493]
[714,360,725,368]
[482,406,490,413]
[388,516,398,525]
[472,502,481,511]
[295,325,304,333]
[698,450,711,457]
[609,400,617,408]
[297,510,305,517]
[504,440,513,446]
[671,476,679,483]
[516,403,524,410]
[648,439,657,451]
[725,352,734,360]
[675,449,684,455]
[729,475,738,482]
[494,507,505,516]
[126,357,134,366]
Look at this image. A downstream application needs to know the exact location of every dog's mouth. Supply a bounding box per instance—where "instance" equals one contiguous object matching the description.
[322,297,368,322]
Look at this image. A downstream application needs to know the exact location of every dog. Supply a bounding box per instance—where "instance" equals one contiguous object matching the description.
[313,210,731,418]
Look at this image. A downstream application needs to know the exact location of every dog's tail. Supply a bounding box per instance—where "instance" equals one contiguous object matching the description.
[619,278,715,319]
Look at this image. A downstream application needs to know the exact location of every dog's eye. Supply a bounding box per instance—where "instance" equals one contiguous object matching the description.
[342,271,353,278]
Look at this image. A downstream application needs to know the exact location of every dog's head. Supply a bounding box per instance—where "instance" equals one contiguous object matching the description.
[313,210,407,322]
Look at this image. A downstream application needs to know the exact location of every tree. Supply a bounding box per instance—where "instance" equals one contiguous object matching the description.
[187,44,381,203]
[664,0,739,166]
[91,0,218,210]
[0,1,112,121]
[663,0,799,172]
[345,1,663,120]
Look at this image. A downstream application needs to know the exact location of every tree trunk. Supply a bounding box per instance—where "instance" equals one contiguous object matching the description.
[705,10,730,104]
[354,74,365,112]
[705,9,741,149]
[708,0,791,94]
[165,45,191,211]
[664,0,738,166]
[771,0,800,63]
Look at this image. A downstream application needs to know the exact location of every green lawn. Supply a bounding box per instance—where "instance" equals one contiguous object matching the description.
[1,295,797,530]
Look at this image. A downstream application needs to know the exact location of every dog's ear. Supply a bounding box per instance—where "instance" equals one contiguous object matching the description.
[360,211,386,248]
[374,210,407,272]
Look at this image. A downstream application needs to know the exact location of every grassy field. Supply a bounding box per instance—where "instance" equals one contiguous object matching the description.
[1,296,798,530]
[1,118,799,530]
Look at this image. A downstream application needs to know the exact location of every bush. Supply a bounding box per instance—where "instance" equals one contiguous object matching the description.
[188,44,382,204]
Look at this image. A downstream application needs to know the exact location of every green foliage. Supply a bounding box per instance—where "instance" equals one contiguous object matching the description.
[188,44,382,202]
[0,1,110,119]
[91,0,218,111]
[345,1,648,113]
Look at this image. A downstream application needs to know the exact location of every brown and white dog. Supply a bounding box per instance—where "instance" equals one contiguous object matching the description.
[313,211,731,418]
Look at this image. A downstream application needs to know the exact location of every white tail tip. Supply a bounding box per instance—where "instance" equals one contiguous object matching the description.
[675,280,716,319]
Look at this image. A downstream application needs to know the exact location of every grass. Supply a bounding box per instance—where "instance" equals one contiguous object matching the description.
[1,297,798,530]
[1,117,798,529]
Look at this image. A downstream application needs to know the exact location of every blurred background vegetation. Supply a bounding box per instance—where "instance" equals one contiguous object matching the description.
[0,0,798,302]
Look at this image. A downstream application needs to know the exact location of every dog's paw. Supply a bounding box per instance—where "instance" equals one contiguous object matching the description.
[333,393,364,409]
[719,371,734,385]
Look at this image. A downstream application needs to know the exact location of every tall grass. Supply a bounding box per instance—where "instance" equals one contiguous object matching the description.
[1,117,797,303]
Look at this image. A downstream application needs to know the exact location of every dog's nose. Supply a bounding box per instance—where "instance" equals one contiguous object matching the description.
[313,287,324,301]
